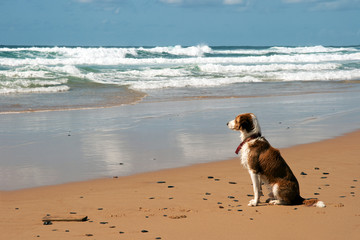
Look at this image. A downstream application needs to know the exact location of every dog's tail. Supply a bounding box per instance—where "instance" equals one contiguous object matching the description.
[300,197,326,208]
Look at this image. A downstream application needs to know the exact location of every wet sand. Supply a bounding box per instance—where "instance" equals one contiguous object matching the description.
[1,130,359,240]
[1,89,360,190]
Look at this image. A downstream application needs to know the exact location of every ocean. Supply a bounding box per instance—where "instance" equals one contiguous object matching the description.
[1,45,360,190]
[1,45,360,112]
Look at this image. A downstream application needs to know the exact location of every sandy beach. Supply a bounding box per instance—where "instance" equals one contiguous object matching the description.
[1,130,359,240]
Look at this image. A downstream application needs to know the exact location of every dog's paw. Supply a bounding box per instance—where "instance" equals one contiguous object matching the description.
[269,200,281,205]
[265,197,275,203]
[248,199,258,207]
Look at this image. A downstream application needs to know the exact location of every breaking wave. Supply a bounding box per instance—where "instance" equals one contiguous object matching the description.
[1,44,360,93]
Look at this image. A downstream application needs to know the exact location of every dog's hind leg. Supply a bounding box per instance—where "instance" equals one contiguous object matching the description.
[248,170,261,206]
[268,183,286,205]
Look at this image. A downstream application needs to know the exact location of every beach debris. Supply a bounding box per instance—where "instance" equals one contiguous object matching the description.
[168,215,187,219]
[85,234,93,237]
[300,172,307,175]
[65,230,70,232]
[42,215,88,223]
[157,181,166,184]
[215,179,220,181]
[68,131,71,136]
[229,181,237,184]
[323,172,329,175]
[15,208,19,210]
[97,208,103,210]
[350,186,356,188]
[119,231,125,234]
[321,177,327,179]
[205,192,211,195]
[207,176,214,179]
[141,230,149,233]
[314,167,320,170]
[100,222,108,224]
[167,185,175,188]
[314,193,320,195]
[69,212,77,214]
[119,162,124,165]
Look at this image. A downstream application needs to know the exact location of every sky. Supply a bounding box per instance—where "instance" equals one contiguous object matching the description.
[0,0,359,46]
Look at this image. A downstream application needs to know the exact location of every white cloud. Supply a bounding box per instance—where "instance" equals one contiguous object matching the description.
[160,0,183,3]
[223,0,244,5]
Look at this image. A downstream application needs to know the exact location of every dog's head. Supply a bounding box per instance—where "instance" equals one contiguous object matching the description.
[227,113,261,140]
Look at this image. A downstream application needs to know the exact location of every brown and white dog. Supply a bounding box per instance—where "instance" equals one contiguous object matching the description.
[227,113,325,208]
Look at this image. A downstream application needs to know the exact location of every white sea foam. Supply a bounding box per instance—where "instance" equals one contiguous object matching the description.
[270,69,360,81]
[1,46,359,67]
[212,46,358,55]
[1,45,360,93]
[0,85,70,94]
[198,63,339,74]
[126,76,261,90]
[139,45,212,57]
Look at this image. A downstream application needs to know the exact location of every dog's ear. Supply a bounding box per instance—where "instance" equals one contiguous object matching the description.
[238,114,254,132]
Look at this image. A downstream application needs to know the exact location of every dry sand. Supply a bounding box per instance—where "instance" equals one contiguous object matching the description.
[1,130,359,240]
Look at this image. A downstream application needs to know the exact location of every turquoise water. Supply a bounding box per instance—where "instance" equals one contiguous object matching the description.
[1,45,360,112]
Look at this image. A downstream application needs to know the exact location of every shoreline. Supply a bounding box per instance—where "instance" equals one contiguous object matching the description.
[1,130,359,239]
[1,88,360,191]
[1,79,359,115]
[0,87,347,115]
[2,128,359,193]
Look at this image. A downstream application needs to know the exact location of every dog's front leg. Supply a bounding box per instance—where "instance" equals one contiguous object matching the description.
[248,170,261,206]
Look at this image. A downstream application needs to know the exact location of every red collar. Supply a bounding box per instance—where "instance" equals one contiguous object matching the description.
[235,134,261,155]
